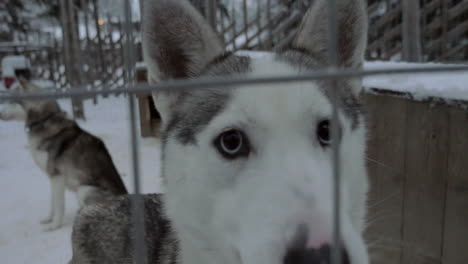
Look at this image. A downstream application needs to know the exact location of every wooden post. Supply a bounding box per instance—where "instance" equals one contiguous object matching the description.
[242,0,248,45]
[205,0,216,30]
[60,0,85,119]
[59,0,72,86]
[266,0,273,49]
[68,0,85,119]
[92,0,105,76]
[440,0,449,60]
[256,2,262,49]
[220,7,226,46]
[402,0,422,62]
[231,4,237,51]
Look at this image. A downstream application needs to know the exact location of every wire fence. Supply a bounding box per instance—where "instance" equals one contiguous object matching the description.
[1,0,468,264]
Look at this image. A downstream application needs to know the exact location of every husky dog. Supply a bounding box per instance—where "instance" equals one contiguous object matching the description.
[70,0,369,263]
[9,79,128,231]
[70,194,176,264]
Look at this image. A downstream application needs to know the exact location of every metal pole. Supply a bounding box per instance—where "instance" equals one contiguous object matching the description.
[327,0,342,264]
[123,0,147,263]
[1,65,468,102]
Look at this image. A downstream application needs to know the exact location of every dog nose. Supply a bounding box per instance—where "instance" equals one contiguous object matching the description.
[283,244,350,264]
[283,226,350,264]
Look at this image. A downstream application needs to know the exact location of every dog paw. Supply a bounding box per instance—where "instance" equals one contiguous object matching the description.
[40,216,53,224]
[43,222,62,232]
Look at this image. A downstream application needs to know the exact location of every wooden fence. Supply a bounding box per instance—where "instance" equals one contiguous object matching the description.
[367,0,468,62]
[2,0,465,92]
[365,92,468,264]
[210,0,468,61]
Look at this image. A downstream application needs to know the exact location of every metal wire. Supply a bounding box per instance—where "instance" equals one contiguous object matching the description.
[1,65,467,102]
[325,0,343,262]
[122,0,147,263]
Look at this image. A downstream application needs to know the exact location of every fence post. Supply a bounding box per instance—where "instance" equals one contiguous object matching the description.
[402,0,422,62]
[60,0,85,119]
[205,0,216,30]
[242,0,248,45]
[68,0,86,119]
[92,0,106,79]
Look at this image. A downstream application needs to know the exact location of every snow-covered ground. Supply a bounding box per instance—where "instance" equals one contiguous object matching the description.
[0,97,162,263]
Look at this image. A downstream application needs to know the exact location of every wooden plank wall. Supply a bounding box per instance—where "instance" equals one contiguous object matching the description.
[367,0,468,62]
[365,94,468,264]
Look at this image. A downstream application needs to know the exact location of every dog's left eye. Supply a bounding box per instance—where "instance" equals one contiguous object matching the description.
[317,120,331,147]
[214,129,250,159]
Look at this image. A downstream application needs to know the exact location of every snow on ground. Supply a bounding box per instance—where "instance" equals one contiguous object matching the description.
[0,97,162,263]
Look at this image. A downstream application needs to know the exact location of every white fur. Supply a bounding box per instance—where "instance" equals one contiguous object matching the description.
[143,0,370,263]
[162,58,369,264]
[42,176,65,231]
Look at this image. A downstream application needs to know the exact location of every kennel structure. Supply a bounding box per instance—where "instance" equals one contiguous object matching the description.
[1,0,467,264]
[365,91,468,264]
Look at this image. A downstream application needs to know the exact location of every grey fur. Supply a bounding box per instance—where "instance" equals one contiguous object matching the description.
[276,49,365,129]
[70,0,368,263]
[70,194,178,264]
[142,0,224,82]
[163,54,252,145]
[292,0,368,68]
[15,79,127,230]
[25,106,127,194]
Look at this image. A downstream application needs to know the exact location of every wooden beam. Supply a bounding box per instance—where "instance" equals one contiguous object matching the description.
[401,101,449,264]
[442,109,468,264]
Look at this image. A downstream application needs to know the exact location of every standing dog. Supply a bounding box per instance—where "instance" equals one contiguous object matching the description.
[70,0,369,263]
[8,79,127,231]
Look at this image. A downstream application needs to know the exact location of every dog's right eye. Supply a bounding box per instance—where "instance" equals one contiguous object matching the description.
[214,129,250,159]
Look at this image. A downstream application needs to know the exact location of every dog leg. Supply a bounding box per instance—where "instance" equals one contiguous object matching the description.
[43,176,65,231]
[40,178,55,224]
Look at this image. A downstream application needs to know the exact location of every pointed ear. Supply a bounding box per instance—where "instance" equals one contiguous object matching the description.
[142,0,224,122]
[292,0,368,69]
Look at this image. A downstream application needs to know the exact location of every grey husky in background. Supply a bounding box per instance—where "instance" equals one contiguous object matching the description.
[7,79,128,231]
[70,0,370,263]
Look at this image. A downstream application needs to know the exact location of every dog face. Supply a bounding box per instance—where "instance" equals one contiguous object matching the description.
[11,79,62,122]
[143,0,369,263]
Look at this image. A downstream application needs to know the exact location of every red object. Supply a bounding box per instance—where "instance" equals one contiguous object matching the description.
[4,77,15,89]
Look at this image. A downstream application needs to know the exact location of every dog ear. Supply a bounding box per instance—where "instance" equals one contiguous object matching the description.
[142,0,224,122]
[292,0,368,69]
